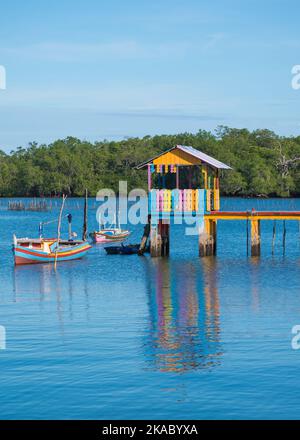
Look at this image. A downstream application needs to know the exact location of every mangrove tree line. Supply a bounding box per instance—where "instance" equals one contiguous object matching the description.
[1,126,300,197]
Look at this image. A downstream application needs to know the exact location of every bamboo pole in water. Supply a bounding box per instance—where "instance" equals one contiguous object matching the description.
[272,220,276,255]
[55,194,67,269]
[283,220,286,256]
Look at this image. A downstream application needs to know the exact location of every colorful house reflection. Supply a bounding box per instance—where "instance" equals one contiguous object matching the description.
[144,258,223,372]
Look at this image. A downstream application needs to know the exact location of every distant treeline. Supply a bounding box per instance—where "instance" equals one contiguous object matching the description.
[1,126,300,197]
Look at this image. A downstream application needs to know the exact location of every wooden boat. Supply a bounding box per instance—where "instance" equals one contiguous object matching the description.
[13,192,91,265]
[13,236,91,265]
[91,212,130,243]
[104,243,149,255]
[91,228,130,243]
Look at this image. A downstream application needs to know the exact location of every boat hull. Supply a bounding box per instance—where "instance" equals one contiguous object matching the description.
[13,242,92,265]
[92,230,130,243]
[104,244,148,255]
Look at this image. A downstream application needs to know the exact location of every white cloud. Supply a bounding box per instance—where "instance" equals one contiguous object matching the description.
[1,40,191,62]
[1,34,225,62]
[201,33,225,52]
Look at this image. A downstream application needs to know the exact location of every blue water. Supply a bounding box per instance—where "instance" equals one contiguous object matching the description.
[1,197,300,419]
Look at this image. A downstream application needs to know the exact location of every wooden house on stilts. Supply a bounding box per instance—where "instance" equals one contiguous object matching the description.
[137,145,231,257]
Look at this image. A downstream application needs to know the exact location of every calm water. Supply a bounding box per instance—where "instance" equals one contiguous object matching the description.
[1,197,300,419]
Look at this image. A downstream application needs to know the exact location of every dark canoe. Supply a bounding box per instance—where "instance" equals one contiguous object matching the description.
[104,244,149,255]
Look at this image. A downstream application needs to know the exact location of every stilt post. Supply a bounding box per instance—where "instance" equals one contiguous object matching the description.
[199,219,217,257]
[150,220,170,257]
[251,218,261,257]
[161,221,170,257]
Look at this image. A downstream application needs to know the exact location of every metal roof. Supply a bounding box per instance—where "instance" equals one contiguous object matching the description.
[136,145,231,170]
[177,145,231,169]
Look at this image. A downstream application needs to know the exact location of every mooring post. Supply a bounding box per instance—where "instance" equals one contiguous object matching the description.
[250,219,261,257]
[199,219,217,257]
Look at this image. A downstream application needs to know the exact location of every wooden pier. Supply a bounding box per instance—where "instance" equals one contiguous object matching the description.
[137,145,300,258]
[204,210,300,257]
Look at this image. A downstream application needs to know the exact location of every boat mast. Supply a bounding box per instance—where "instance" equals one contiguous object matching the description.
[82,188,88,241]
[55,194,67,269]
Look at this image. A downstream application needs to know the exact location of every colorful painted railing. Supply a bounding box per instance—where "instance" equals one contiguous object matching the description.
[149,189,220,214]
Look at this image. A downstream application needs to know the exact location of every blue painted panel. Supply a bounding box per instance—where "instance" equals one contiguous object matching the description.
[197,189,205,215]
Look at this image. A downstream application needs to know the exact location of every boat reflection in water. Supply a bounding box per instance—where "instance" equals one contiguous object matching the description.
[144,258,223,372]
[12,261,91,332]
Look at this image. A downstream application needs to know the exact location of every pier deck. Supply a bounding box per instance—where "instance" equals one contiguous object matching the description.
[201,210,300,257]
[205,211,300,221]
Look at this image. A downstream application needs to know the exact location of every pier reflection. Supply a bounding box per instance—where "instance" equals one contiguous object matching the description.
[144,257,222,372]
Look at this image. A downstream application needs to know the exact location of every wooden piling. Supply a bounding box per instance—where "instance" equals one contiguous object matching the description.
[250,219,261,257]
[150,224,159,257]
[150,220,170,257]
[161,222,170,257]
[199,219,217,257]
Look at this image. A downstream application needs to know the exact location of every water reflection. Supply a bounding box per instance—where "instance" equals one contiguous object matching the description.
[13,256,223,373]
[144,257,223,372]
[12,264,53,302]
[250,257,260,312]
[12,262,91,330]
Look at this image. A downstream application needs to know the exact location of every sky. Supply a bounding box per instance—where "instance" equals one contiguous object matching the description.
[0,0,300,151]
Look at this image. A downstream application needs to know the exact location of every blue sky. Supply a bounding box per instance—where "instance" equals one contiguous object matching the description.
[0,0,299,151]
